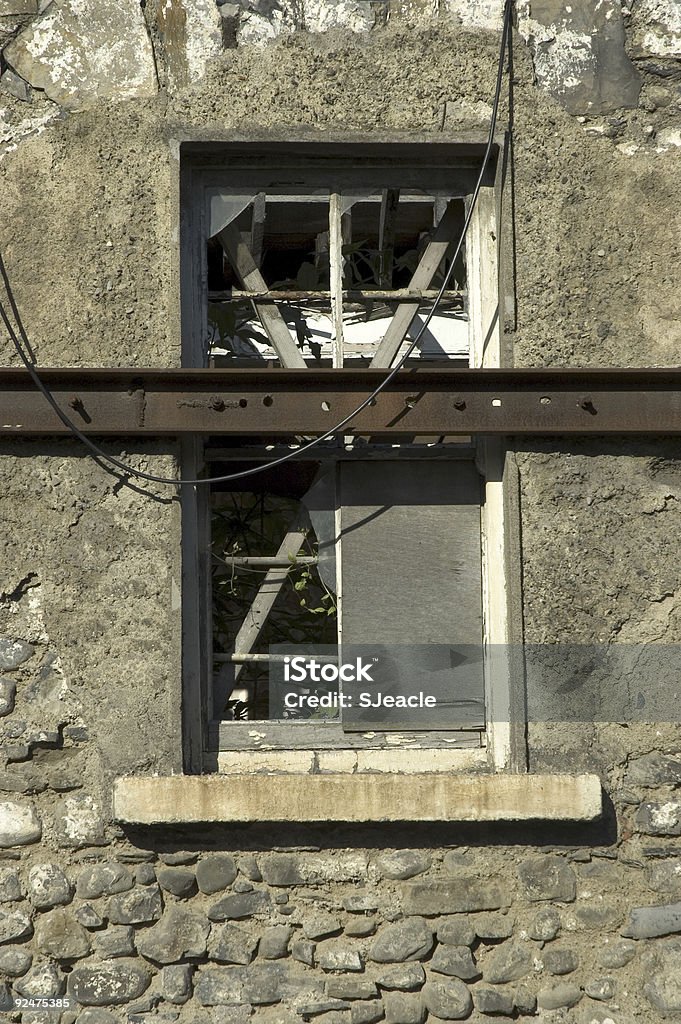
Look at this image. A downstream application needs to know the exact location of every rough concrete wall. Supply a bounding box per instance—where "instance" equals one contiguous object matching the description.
[0,0,680,1022]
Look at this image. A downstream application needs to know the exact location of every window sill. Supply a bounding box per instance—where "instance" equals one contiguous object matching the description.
[113,772,602,824]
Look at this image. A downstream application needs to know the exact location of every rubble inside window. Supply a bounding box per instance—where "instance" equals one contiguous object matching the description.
[205,190,468,367]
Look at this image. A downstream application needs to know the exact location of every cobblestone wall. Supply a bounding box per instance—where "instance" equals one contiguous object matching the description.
[0,0,680,1021]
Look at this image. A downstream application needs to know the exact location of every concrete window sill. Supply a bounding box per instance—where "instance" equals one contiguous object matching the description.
[113,773,602,824]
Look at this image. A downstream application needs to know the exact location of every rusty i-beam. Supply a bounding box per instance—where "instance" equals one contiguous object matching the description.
[1,367,680,436]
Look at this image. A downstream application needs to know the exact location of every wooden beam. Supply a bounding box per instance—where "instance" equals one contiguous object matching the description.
[217,222,306,368]
[378,188,400,289]
[329,194,352,368]
[370,200,460,368]
[250,192,266,268]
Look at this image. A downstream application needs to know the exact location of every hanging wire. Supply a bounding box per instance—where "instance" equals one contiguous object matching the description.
[0,0,512,491]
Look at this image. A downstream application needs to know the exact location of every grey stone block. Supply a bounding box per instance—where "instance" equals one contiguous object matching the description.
[474,986,514,1015]
[351,1001,384,1024]
[384,992,425,1024]
[28,862,73,908]
[209,923,258,964]
[317,946,363,972]
[423,978,473,1020]
[513,983,536,1015]
[238,855,262,882]
[430,945,479,981]
[518,856,576,903]
[0,677,16,716]
[327,978,378,1000]
[584,977,615,1000]
[195,967,244,1006]
[369,918,434,963]
[34,908,91,960]
[374,851,431,881]
[136,863,156,885]
[345,916,377,938]
[622,901,681,938]
[159,851,197,865]
[93,925,135,958]
[292,937,315,967]
[0,866,21,903]
[625,752,681,787]
[157,866,197,898]
[436,919,476,948]
[528,907,561,941]
[15,961,64,998]
[196,854,238,894]
[0,638,34,670]
[209,890,270,920]
[243,962,285,1003]
[303,913,343,940]
[76,863,133,899]
[136,906,210,963]
[637,801,681,835]
[536,983,582,1009]
[0,907,32,943]
[644,949,681,1013]
[542,947,578,975]
[0,799,41,846]
[0,943,32,976]
[484,942,533,984]
[260,924,293,959]
[472,913,514,940]
[75,904,103,929]
[343,894,379,913]
[161,963,194,1004]
[107,884,163,925]
[402,879,507,916]
[260,854,304,886]
[68,959,151,1006]
[376,963,424,990]
[598,939,636,968]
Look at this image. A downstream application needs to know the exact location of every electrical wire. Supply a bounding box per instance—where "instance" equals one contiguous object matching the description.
[1,0,512,490]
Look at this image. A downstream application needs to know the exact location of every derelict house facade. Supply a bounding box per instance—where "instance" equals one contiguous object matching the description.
[0,0,681,1021]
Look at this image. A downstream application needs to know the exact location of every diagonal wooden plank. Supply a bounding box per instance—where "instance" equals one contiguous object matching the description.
[329,193,352,368]
[217,221,306,368]
[370,200,460,368]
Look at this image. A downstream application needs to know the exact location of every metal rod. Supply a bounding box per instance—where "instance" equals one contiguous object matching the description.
[218,556,317,567]
[209,289,465,303]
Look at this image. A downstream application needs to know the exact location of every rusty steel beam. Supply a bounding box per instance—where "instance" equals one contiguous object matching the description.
[1,367,681,436]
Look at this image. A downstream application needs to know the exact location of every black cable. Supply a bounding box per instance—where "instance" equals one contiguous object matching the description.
[1,0,512,490]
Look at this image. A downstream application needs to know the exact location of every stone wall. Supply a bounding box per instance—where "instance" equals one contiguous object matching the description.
[0,0,680,1021]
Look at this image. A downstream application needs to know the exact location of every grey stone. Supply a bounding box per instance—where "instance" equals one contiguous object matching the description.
[637,801,681,835]
[518,856,576,903]
[0,678,16,716]
[136,863,156,885]
[195,967,243,1005]
[574,904,621,929]
[375,852,431,881]
[542,947,578,975]
[209,923,258,964]
[0,799,41,846]
[75,904,103,928]
[474,986,514,1015]
[233,879,253,893]
[196,854,238,894]
[423,978,473,1020]
[298,999,350,1015]
[317,946,363,972]
[0,768,44,794]
[376,963,425,990]
[625,751,681,787]
[74,1012,118,1024]
[0,69,32,102]
[327,978,378,1000]
[621,901,681,938]
[343,894,379,913]
[528,907,561,941]
[107,884,163,925]
[303,913,342,940]
[260,925,293,959]
[0,943,31,975]
[430,945,479,981]
[598,939,636,968]
[237,855,262,882]
[345,916,377,937]
[484,943,533,984]
[0,639,34,670]
[3,0,158,111]
[369,918,434,963]
[157,866,197,899]
[34,908,92,960]
[68,959,151,1006]
[536,983,582,1010]
[513,983,536,1015]
[243,962,286,1003]
[644,950,681,1013]
[472,913,514,940]
[648,859,681,895]
[402,879,507,916]
[76,863,134,899]
[0,907,32,943]
[436,919,476,947]
[14,961,63,998]
[384,992,425,1024]
[292,937,315,966]
[351,1001,384,1024]
[161,963,194,1004]
[260,854,304,886]
[159,851,197,865]
[584,977,615,1000]
[209,890,270,920]
[28,862,73,908]
[0,866,21,902]
[94,925,135,958]
[136,906,210,964]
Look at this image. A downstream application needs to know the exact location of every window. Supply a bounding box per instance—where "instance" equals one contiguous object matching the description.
[179,140,515,774]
